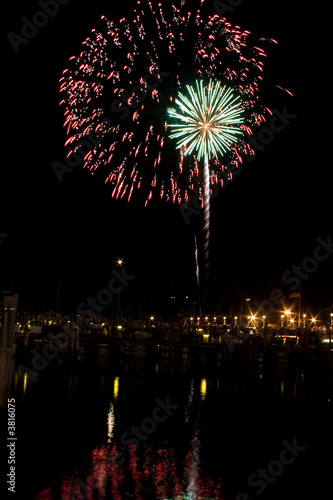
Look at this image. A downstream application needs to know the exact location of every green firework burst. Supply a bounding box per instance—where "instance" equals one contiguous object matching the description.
[167,79,245,160]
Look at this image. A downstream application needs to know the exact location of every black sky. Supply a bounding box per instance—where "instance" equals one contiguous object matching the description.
[1,0,332,316]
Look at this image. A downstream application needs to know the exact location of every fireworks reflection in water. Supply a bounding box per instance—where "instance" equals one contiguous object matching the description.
[35,380,223,499]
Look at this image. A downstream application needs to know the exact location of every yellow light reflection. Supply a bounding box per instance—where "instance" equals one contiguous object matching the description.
[200,378,207,400]
[23,372,27,393]
[280,380,284,396]
[113,377,119,400]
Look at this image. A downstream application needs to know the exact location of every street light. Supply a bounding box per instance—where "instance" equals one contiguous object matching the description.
[284,310,291,328]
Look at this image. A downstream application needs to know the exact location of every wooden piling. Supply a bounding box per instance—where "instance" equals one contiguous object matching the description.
[0,292,18,407]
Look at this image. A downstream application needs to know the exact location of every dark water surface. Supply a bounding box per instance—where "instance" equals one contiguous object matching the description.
[4,349,333,499]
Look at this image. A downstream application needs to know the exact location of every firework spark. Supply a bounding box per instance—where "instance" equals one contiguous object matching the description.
[60,0,270,207]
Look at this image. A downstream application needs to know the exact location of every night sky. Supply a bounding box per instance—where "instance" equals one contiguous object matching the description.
[2,0,332,316]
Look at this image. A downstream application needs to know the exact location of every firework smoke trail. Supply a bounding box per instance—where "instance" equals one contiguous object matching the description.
[194,236,201,317]
[203,152,210,293]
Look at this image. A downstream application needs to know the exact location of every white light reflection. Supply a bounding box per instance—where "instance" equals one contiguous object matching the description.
[107,402,115,443]
[186,434,200,499]
[184,379,194,423]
